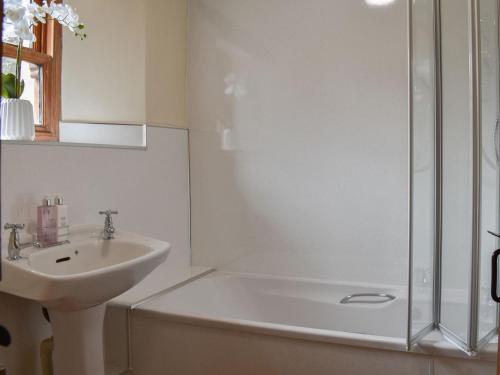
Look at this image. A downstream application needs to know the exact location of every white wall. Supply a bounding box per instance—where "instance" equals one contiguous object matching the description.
[0,127,191,374]
[188,0,409,285]
[146,0,187,127]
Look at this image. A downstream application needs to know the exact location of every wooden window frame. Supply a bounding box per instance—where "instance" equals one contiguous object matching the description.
[2,5,62,141]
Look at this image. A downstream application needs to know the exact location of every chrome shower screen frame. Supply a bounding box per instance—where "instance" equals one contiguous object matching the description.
[407,0,440,350]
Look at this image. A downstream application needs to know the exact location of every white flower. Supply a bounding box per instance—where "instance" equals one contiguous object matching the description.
[64,4,80,31]
[13,18,35,42]
[26,3,47,25]
[48,2,68,20]
[4,0,26,24]
[2,23,18,44]
[3,0,85,43]
[41,0,51,14]
[49,3,79,30]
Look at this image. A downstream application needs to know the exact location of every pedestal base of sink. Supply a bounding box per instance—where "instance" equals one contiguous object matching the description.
[49,304,106,375]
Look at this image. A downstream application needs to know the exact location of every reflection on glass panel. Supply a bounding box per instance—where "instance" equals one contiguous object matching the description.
[440,0,472,343]
[410,0,435,338]
[2,57,43,125]
[478,0,499,342]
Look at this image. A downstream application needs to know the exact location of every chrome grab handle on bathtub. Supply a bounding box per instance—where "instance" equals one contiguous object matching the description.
[340,293,396,304]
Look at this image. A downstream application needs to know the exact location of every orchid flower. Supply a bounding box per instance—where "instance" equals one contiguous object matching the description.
[4,1,26,24]
[2,0,86,99]
[3,0,86,43]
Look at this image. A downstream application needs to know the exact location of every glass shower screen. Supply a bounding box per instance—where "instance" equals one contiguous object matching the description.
[439,0,474,348]
[410,0,499,354]
[408,0,437,348]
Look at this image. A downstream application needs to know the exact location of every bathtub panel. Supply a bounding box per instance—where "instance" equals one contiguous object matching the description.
[188,0,409,286]
[131,316,432,375]
[433,358,496,375]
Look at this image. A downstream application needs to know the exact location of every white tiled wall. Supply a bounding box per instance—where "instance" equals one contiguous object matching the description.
[0,126,191,374]
[188,0,409,285]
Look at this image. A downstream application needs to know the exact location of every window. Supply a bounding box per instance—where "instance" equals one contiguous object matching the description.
[2,0,62,141]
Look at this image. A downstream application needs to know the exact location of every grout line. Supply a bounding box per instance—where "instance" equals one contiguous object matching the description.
[187,129,193,266]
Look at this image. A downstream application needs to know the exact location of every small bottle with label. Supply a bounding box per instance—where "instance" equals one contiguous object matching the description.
[55,196,69,242]
[37,196,57,246]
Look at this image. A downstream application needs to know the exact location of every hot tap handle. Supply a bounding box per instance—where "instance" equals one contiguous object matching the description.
[4,223,25,231]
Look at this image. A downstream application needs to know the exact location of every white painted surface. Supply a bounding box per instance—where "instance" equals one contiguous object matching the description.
[188,0,409,285]
[0,126,191,374]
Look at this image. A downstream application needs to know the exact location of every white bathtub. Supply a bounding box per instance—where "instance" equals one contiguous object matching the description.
[130,272,496,375]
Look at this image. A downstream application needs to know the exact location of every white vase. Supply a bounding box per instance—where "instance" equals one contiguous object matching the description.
[0,98,35,141]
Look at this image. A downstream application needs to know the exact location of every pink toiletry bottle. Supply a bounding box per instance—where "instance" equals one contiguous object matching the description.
[55,195,69,242]
[37,196,57,246]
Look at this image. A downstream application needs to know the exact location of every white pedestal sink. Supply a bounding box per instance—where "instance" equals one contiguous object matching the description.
[0,225,170,375]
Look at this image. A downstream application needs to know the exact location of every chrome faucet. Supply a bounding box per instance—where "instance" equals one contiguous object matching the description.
[4,223,26,261]
[99,210,118,240]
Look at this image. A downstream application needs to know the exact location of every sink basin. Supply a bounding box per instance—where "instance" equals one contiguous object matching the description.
[0,224,170,375]
[0,224,170,311]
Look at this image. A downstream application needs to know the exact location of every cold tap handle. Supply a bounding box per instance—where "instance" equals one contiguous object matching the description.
[99,210,118,217]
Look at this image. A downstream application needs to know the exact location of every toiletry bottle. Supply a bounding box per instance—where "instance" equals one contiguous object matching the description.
[55,196,69,242]
[37,196,57,246]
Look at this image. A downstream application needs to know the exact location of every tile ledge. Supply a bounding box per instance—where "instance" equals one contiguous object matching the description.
[109,266,214,308]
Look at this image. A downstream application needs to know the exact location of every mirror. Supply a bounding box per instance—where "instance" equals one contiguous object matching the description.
[1,0,148,149]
